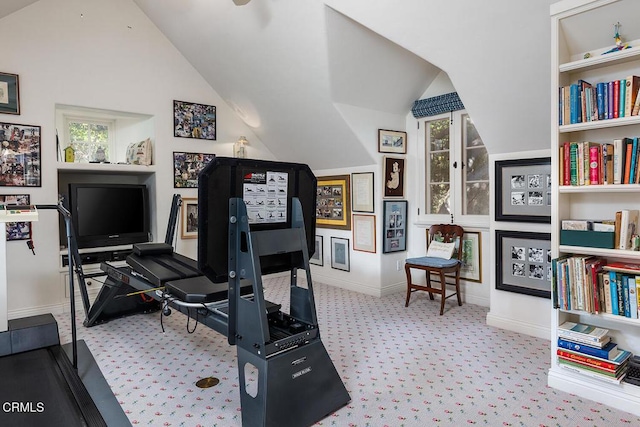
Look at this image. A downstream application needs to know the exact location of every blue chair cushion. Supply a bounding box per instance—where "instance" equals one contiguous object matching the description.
[405,256,460,269]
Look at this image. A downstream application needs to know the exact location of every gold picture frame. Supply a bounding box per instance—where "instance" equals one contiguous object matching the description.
[316,175,351,230]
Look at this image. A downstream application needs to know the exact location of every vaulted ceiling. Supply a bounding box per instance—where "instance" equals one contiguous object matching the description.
[2,0,556,170]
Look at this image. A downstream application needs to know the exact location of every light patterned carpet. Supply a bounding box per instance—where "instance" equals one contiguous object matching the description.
[56,275,640,427]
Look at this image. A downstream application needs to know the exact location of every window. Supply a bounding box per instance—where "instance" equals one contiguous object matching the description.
[423,110,489,223]
[64,116,114,163]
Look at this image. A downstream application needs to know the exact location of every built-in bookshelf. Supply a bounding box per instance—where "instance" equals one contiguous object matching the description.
[551,0,640,416]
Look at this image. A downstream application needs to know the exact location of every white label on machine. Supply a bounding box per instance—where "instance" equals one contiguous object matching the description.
[243,171,288,224]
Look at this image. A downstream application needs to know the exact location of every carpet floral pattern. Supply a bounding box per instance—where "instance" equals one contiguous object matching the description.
[56,276,640,426]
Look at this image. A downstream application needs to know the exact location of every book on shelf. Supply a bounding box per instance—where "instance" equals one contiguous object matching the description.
[613,138,625,184]
[558,321,609,345]
[619,78,626,118]
[603,143,614,184]
[557,361,626,385]
[557,338,621,361]
[603,262,640,273]
[628,277,639,319]
[618,209,639,250]
[608,81,615,120]
[557,348,631,370]
[633,85,640,116]
[625,76,640,117]
[557,355,628,380]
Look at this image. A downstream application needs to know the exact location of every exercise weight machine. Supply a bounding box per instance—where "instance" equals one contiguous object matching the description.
[87,157,350,427]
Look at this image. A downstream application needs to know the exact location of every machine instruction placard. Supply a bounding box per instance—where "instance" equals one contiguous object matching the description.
[243,171,288,224]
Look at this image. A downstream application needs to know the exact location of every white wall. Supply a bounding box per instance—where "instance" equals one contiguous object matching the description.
[486,149,552,340]
[1,0,274,317]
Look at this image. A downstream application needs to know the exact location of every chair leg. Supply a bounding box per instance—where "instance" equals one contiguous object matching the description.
[455,274,462,307]
[439,271,446,315]
[426,271,434,300]
[404,264,412,307]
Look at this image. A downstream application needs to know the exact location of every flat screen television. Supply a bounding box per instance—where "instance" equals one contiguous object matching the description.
[67,183,151,249]
[198,156,316,283]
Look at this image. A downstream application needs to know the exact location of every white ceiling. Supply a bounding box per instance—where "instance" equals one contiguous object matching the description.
[4,0,558,169]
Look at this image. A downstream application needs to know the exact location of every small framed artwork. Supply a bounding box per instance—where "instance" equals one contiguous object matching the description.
[378,129,407,154]
[331,237,350,271]
[310,235,323,266]
[495,230,551,298]
[316,175,351,230]
[0,73,20,115]
[352,214,376,253]
[0,194,30,240]
[383,156,405,198]
[460,231,482,283]
[495,157,551,223]
[382,200,407,253]
[0,122,41,187]
[351,172,374,213]
[173,152,215,188]
[173,100,216,140]
[181,197,198,239]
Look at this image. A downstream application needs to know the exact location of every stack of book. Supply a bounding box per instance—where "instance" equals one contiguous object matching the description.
[557,321,631,384]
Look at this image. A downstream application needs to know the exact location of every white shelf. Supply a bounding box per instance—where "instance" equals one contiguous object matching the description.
[559,308,640,326]
[558,245,640,259]
[559,115,640,133]
[57,162,156,174]
[559,46,640,73]
[559,184,640,193]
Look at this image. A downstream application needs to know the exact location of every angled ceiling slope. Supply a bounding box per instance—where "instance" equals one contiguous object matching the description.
[133,0,435,169]
[0,0,38,20]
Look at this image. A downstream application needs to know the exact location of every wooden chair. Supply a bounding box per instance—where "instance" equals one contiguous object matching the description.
[404,224,464,315]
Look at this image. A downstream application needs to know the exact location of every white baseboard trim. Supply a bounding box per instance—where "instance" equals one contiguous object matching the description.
[486,311,550,340]
[9,303,65,320]
[310,274,384,297]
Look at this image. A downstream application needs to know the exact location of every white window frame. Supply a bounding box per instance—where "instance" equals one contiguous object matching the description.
[63,115,116,162]
[417,109,489,228]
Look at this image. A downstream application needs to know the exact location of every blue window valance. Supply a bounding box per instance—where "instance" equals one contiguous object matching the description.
[411,92,464,118]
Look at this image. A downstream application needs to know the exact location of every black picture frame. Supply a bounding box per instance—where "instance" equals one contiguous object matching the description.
[310,235,324,266]
[173,100,216,140]
[0,72,20,115]
[495,230,551,299]
[495,157,551,223]
[330,237,350,271]
[0,122,41,187]
[173,151,215,188]
[382,200,407,253]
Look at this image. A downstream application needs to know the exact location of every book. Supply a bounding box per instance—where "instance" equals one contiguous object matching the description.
[613,138,625,184]
[614,210,622,248]
[624,139,634,184]
[557,338,621,361]
[603,272,613,313]
[563,142,571,186]
[557,348,631,370]
[557,353,628,375]
[618,209,639,250]
[604,261,640,273]
[625,76,640,116]
[609,270,620,315]
[597,82,606,120]
[633,86,640,116]
[589,144,600,184]
[629,277,638,319]
[613,80,620,118]
[619,78,626,118]
[558,321,609,344]
[602,143,614,184]
[569,142,578,185]
[570,84,580,124]
[557,361,625,384]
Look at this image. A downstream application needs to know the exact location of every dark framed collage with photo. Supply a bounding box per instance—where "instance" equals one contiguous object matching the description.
[316,175,351,230]
[495,230,551,299]
[495,157,551,223]
[181,197,198,239]
[173,152,215,188]
[378,129,407,154]
[0,122,41,187]
[0,194,30,240]
[382,200,407,253]
[173,100,216,140]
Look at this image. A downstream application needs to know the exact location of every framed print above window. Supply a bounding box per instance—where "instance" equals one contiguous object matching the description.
[173,152,215,188]
[495,230,551,299]
[0,122,41,187]
[382,200,407,253]
[173,100,216,140]
[331,237,350,271]
[316,175,351,230]
[352,214,376,253]
[310,235,324,266]
[378,129,407,154]
[460,231,482,283]
[383,156,405,198]
[181,197,198,239]
[0,73,20,115]
[351,172,374,213]
[0,194,30,240]
[495,157,551,223]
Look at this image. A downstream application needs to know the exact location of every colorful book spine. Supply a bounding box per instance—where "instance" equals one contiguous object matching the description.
[570,142,578,186]
[557,338,620,360]
[609,270,619,315]
[629,277,638,319]
[589,145,600,185]
[597,82,606,120]
[608,81,614,119]
[619,78,626,118]
[557,349,621,371]
[570,84,580,124]
[557,362,624,384]
[613,80,620,118]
